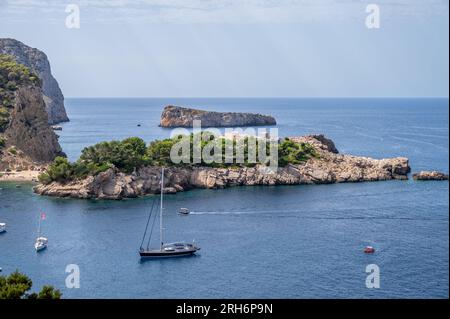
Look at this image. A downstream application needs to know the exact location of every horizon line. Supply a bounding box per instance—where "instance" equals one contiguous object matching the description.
[64,96,450,99]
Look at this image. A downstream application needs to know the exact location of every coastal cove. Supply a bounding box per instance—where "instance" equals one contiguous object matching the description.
[0,97,448,298]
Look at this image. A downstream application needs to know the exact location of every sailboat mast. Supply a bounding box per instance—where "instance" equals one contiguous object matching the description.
[37,215,41,238]
[160,167,164,251]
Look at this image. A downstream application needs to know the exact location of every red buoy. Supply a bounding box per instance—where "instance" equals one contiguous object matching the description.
[364,246,375,253]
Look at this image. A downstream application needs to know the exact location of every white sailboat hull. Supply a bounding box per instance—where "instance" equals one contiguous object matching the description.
[35,243,47,251]
[35,237,48,252]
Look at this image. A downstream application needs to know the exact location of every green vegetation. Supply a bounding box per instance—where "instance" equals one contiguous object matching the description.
[0,106,9,131]
[38,156,112,185]
[80,137,149,173]
[0,136,5,148]
[0,270,61,299]
[0,54,40,132]
[278,139,318,166]
[39,134,318,185]
[8,146,17,155]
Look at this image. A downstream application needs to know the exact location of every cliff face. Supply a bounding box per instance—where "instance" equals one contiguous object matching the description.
[0,38,69,124]
[0,54,64,171]
[160,105,277,128]
[34,135,411,199]
[4,85,63,163]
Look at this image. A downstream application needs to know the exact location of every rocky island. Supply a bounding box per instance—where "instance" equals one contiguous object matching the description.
[0,38,69,124]
[34,134,410,200]
[160,105,276,128]
[412,171,449,181]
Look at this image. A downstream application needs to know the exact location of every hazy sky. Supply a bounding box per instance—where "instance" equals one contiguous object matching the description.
[0,0,448,97]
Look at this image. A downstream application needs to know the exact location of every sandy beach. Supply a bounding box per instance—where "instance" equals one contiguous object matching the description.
[0,170,40,182]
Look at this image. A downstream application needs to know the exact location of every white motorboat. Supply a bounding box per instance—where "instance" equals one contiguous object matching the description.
[179,208,190,215]
[0,222,6,233]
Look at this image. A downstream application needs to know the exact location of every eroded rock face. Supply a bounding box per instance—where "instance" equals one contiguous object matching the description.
[289,135,339,154]
[413,171,449,181]
[3,85,64,164]
[160,105,276,128]
[0,38,69,124]
[34,135,411,199]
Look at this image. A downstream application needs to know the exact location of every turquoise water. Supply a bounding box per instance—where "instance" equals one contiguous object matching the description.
[0,98,448,298]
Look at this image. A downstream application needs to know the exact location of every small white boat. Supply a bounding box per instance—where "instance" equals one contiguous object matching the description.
[35,236,48,251]
[51,125,62,131]
[179,208,190,215]
[35,213,48,252]
[0,223,6,233]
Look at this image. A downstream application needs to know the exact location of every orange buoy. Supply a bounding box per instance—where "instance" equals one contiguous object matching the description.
[364,246,375,253]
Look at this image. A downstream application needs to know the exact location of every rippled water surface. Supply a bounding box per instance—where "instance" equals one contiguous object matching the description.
[0,98,448,298]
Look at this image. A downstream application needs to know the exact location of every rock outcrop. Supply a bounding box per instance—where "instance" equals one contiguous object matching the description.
[34,135,411,199]
[1,55,64,171]
[4,85,64,162]
[160,105,276,128]
[0,38,69,124]
[412,171,449,181]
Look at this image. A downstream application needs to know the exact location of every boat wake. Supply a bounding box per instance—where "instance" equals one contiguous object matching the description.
[188,210,448,221]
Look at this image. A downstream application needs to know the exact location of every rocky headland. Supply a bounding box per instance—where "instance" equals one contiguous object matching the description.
[34,135,411,200]
[160,105,276,128]
[0,38,69,124]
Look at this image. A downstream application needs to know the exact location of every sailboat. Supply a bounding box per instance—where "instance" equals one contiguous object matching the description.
[35,213,48,252]
[139,168,200,258]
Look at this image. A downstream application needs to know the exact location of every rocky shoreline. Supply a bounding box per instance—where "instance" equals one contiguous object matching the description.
[33,135,412,200]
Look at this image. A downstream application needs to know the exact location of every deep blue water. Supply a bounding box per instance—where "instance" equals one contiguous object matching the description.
[0,98,448,298]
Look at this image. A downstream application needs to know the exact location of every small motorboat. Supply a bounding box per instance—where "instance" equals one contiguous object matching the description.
[364,246,375,254]
[0,223,6,233]
[179,208,190,215]
[35,236,48,251]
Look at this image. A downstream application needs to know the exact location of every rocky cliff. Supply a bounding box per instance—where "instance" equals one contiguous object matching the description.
[160,105,276,128]
[34,135,410,199]
[0,55,64,171]
[0,38,69,124]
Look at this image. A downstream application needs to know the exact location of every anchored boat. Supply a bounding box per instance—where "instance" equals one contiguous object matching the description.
[35,213,48,252]
[0,222,6,233]
[139,168,200,258]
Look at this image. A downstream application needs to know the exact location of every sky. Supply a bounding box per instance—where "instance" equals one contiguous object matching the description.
[0,0,448,98]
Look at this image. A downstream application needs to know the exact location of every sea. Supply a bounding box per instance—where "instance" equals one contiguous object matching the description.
[0,98,448,298]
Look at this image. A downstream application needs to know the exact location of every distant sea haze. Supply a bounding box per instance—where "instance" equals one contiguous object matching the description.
[0,97,448,298]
